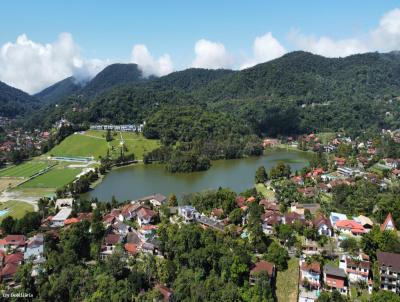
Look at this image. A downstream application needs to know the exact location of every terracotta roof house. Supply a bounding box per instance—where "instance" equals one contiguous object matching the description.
[137,208,156,226]
[0,263,19,283]
[124,243,138,256]
[323,264,348,295]
[261,212,282,235]
[284,212,306,225]
[335,220,366,236]
[300,260,321,290]
[100,234,122,260]
[259,200,280,212]
[4,252,24,265]
[313,215,333,237]
[381,213,396,232]
[377,251,400,293]
[0,235,26,252]
[155,284,173,301]
[249,261,275,285]
[138,194,167,207]
[210,208,224,220]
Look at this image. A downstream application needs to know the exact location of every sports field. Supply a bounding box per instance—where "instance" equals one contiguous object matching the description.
[19,167,81,189]
[0,200,34,222]
[0,161,50,178]
[47,130,160,160]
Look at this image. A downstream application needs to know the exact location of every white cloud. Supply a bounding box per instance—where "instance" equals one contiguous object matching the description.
[0,33,106,94]
[131,44,173,77]
[191,39,233,69]
[289,8,400,57]
[240,32,286,69]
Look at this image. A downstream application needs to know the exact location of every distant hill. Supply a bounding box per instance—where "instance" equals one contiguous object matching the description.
[80,63,147,96]
[35,76,83,104]
[0,81,40,117]
[21,51,400,134]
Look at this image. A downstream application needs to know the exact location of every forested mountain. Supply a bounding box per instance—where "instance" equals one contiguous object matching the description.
[35,76,84,104]
[17,51,400,137]
[80,63,147,96]
[0,80,40,117]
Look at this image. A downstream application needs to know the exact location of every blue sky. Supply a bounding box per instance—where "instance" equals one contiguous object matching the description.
[1,1,400,93]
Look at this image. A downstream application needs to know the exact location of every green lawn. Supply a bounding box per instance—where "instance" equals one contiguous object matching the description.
[19,167,81,189]
[255,183,275,199]
[316,132,336,145]
[276,258,299,302]
[0,200,34,222]
[0,161,50,178]
[47,131,160,160]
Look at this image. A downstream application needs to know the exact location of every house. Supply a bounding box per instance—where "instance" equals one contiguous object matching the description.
[139,225,158,241]
[0,235,26,252]
[335,220,366,236]
[138,194,167,207]
[259,200,279,212]
[100,234,121,260]
[124,243,138,257]
[353,215,374,230]
[210,208,224,220]
[392,169,400,179]
[112,221,131,235]
[249,261,275,285]
[197,216,225,232]
[381,213,396,232]
[377,251,400,293]
[119,203,143,221]
[263,138,279,148]
[323,264,348,295]
[300,259,321,290]
[383,158,399,169]
[313,215,333,237]
[103,209,121,226]
[55,198,74,209]
[337,166,356,177]
[261,212,282,235]
[24,234,44,263]
[284,212,306,225]
[297,187,317,198]
[51,208,72,227]
[154,284,173,301]
[291,203,320,216]
[137,208,156,226]
[178,206,200,223]
[0,263,19,283]
[329,212,347,228]
[339,254,372,292]
[302,240,321,256]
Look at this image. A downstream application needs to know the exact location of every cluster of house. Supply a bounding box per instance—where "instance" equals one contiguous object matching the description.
[89,123,145,132]
[0,128,49,153]
[0,234,44,285]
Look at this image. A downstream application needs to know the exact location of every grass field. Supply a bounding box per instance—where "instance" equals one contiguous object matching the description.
[276,258,299,302]
[255,183,276,199]
[316,132,336,145]
[0,161,50,178]
[19,167,81,189]
[0,200,34,222]
[47,131,160,160]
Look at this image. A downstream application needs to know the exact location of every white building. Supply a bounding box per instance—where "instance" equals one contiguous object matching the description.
[51,208,72,227]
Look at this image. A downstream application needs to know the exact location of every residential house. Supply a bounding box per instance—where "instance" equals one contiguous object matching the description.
[284,212,306,226]
[335,220,366,236]
[103,209,120,226]
[249,261,275,285]
[138,194,167,207]
[24,234,44,263]
[197,215,225,232]
[302,240,321,256]
[55,198,74,209]
[51,208,72,227]
[261,212,282,235]
[0,235,26,252]
[300,259,321,290]
[377,251,400,293]
[291,203,320,216]
[323,264,348,295]
[124,243,138,257]
[137,208,156,226]
[339,253,372,293]
[139,225,158,241]
[210,208,224,220]
[313,215,333,237]
[381,213,397,232]
[178,206,200,223]
[353,215,374,230]
[100,234,121,260]
[329,212,347,228]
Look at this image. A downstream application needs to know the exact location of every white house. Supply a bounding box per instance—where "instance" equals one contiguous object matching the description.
[24,234,44,263]
[51,208,72,227]
[178,206,200,223]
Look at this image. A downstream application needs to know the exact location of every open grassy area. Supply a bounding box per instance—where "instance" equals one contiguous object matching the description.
[0,161,50,178]
[0,200,34,222]
[18,166,81,189]
[350,285,370,302]
[255,183,275,199]
[316,132,336,144]
[276,258,299,302]
[47,131,160,160]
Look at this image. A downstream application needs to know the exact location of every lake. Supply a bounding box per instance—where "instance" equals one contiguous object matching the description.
[83,149,312,202]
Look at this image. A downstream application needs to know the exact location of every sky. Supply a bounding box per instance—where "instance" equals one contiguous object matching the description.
[1,0,400,93]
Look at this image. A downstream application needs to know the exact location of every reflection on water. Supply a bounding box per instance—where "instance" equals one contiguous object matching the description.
[83,149,311,202]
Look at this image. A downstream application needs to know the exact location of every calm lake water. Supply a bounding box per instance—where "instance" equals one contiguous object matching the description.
[84,149,311,202]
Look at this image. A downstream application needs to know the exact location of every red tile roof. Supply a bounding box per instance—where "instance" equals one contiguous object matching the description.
[336,220,365,233]
[301,262,321,273]
[381,213,396,232]
[250,261,275,277]
[4,252,24,265]
[124,243,138,255]
[105,234,120,245]
[0,263,18,277]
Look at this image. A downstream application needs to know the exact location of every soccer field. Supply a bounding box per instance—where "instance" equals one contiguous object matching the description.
[19,167,81,189]
[47,131,160,160]
[0,200,34,222]
[0,161,51,178]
